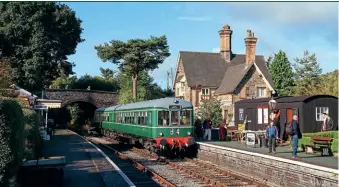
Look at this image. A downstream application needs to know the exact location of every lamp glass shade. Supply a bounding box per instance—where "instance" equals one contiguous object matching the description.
[268,99,277,110]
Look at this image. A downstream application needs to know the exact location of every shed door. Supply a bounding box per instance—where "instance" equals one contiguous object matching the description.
[245,108,255,131]
[287,109,293,123]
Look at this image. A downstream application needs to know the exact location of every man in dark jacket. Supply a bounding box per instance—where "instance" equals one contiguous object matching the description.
[291,115,302,159]
[194,117,203,140]
[321,113,333,131]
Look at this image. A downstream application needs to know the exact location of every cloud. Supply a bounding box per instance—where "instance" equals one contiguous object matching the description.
[227,2,337,24]
[178,16,211,22]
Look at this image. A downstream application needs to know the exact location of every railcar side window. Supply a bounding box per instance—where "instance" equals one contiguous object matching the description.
[158,111,169,126]
[171,111,179,126]
[180,110,191,126]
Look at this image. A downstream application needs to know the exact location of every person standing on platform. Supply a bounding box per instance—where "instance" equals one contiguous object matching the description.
[194,117,203,140]
[289,115,302,159]
[321,113,333,132]
[265,121,278,154]
[203,118,212,141]
[219,119,227,141]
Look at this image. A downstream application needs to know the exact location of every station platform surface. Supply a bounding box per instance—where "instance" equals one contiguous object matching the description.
[43,129,134,187]
[198,140,338,169]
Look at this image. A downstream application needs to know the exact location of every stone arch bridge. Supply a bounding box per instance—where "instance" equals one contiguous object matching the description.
[44,89,118,108]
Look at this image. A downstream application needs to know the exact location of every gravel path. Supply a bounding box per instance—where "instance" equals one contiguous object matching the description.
[91,137,209,187]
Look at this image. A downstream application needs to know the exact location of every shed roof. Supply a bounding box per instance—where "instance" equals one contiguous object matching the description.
[235,95,338,104]
[104,97,193,111]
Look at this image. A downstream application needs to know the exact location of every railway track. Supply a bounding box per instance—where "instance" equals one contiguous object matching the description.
[87,136,269,187]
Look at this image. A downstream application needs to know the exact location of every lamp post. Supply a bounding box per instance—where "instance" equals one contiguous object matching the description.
[268,97,277,121]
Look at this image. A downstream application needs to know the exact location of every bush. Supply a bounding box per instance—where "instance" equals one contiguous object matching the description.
[198,99,223,128]
[22,109,44,160]
[302,131,338,139]
[0,99,25,187]
[299,131,338,153]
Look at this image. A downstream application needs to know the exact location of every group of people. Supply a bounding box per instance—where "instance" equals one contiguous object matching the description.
[194,117,213,141]
[265,112,333,159]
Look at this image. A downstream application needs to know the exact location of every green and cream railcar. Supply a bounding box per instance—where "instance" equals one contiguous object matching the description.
[96,98,195,153]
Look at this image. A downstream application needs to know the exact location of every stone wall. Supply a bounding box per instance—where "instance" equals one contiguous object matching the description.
[197,143,339,187]
[45,89,118,108]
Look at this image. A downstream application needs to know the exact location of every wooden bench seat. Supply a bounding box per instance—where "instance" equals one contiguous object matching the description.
[304,137,333,156]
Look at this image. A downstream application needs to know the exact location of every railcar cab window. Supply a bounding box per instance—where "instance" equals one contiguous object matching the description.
[171,111,180,126]
[180,110,191,126]
[158,110,169,126]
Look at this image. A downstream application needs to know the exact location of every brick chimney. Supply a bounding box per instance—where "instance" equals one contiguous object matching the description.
[219,24,233,62]
[244,30,258,64]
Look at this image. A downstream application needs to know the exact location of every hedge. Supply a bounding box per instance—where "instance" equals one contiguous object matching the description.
[0,99,25,187]
[22,109,44,160]
[298,131,338,153]
[302,131,338,139]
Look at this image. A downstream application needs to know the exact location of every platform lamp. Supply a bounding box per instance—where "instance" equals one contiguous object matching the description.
[268,96,277,121]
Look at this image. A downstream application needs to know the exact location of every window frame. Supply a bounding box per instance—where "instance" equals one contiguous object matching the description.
[202,88,210,95]
[257,87,266,98]
[316,107,329,121]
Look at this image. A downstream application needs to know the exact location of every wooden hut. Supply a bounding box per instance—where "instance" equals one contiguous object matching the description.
[234,95,338,137]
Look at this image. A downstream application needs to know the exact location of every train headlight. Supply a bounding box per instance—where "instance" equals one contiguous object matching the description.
[187,132,191,136]
[159,132,163,137]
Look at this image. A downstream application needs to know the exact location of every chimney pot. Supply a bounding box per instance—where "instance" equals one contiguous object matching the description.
[244,29,258,64]
[219,24,233,62]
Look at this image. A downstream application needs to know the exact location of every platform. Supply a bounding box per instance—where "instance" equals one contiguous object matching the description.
[196,141,339,187]
[43,129,135,187]
[198,140,338,169]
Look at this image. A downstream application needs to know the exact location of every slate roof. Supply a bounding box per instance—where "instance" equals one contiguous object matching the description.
[214,62,254,95]
[178,51,274,93]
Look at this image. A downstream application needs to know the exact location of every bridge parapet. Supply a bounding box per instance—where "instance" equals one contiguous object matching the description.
[44,89,118,108]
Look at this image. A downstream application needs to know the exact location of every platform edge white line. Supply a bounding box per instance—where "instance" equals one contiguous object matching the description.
[198,142,339,174]
[71,131,136,187]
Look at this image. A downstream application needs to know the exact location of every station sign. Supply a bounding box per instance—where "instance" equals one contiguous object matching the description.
[33,105,48,110]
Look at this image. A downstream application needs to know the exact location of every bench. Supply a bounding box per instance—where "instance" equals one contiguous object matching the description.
[304,137,333,156]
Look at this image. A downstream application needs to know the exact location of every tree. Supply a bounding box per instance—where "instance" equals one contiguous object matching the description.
[317,70,338,97]
[293,50,322,96]
[266,55,273,68]
[100,67,115,81]
[50,75,77,89]
[117,70,174,104]
[95,35,170,100]
[0,2,84,91]
[197,99,222,128]
[268,50,295,96]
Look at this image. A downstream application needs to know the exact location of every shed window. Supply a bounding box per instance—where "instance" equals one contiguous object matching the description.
[316,107,329,121]
[257,87,266,98]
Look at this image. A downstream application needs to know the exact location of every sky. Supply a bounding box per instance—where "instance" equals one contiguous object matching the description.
[64,2,338,89]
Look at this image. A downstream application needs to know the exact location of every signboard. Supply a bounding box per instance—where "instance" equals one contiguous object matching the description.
[246,132,256,147]
[263,108,268,124]
[238,124,245,131]
[34,105,48,110]
[169,105,181,110]
[257,108,262,124]
[239,108,244,120]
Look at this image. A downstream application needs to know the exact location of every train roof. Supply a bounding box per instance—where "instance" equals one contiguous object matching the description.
[95,107,107,112]
[104,97,193,111]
